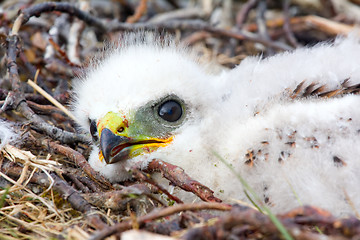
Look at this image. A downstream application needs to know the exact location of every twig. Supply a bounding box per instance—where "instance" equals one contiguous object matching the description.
[256,0,274,54]
[20,3,108,33]
[50,173,108,229]
[18,101,89,143]
[5,18,89,144]
[82,184,165,210]
[132,168,183,204]
[27,100,67,117]
[26,100,71,125]
[67,0,89,65]
[148,7,206,24]
[236,0,258,29]
[282,0,298,47]
[41,139,113,191]
[63,172,91,193]
[182,204,321,240]
[147,159,222,203]
[126,0,147,23]
[27,80,77,121]
[245,15,355,36]
[16,2,292,51]
[48,37,80,67]
[89,202,232,240]
[109,19,294,51]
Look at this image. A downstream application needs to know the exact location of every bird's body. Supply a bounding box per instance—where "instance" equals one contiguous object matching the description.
[72,33,360,216]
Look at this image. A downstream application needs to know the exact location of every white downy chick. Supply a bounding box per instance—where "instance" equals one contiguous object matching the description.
[72,32,360,216]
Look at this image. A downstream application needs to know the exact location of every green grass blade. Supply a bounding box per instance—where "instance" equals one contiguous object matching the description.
[213,151,294,240]
[244,190,264,214]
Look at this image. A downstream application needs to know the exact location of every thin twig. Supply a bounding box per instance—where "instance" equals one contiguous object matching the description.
[132,168,183,204]
[27,80,77,121]
[282,0,298,47]
[89,202,232,240]
[126,0,148,23]
[41,139,113,190]
[147,159,222,203]
[256,0,274,54]
[236,0,258,29]
[5,15,89,144]
[17,2,292,51]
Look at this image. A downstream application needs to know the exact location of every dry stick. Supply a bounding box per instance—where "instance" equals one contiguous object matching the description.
[89,202,232,240]
[6,27,89,144]
[27,80,77,121]
[82,184,166,210]
[182,205,323,240]
[280,206,360,238]
[63,172,92,193]
[111,20,294,51]
[42,139,113,190]
[50,173,108,230]
[48,37,81,67]
[126,0,148,23]
[18,2,292,51]
[18,101,88,143]
[132,168,183,204]
[3,165,107,230]
[0,89,58,105]
[245,15,355,36]
[147,159,222,203]
[67,0,89,65]
[21,2,107,33]
[282,0,298,48]
[256,0,275,54]
[236,0,258,29]
[27,101,68,118]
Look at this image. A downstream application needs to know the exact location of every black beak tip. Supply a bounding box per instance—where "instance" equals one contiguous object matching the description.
[100,128,117,164]
[100,128,128,164]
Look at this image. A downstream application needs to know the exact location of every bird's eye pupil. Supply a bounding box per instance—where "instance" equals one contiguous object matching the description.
[158,100,182,122]
[89,120,98,141]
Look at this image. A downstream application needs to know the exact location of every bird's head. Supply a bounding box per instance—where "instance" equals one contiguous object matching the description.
[71,33,221,178]
[93,93,186,164]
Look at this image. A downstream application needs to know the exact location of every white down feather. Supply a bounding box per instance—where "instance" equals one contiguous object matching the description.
[72,33,360,216]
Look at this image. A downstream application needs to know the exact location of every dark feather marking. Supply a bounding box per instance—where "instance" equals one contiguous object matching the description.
[318,89,342,98]
[303,82,317,97]
[310,85,326,96]
[333,156,347,167]
[290,78,360,99]
[341,78,351,87]
[245,150,255,167]
[290,80,305,99]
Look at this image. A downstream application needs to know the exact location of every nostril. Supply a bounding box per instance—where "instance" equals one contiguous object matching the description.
[117,127,124,133]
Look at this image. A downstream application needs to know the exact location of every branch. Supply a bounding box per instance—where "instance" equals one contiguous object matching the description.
[17,2,292,51]
[132,168,183,204]
[42,139,113,190]
[89,202,232,240]
[147,159,222,203]
[5,23,89,144]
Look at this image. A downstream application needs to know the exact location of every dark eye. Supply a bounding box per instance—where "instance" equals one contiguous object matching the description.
[89,119,98,141]
[158,100,182,122]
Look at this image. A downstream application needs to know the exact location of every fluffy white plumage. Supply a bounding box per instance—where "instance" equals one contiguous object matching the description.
[72,33,360,216]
